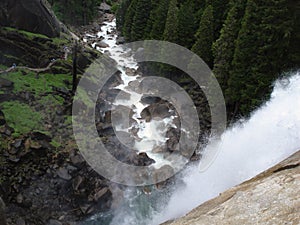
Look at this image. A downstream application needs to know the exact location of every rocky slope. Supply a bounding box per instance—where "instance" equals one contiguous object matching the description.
[162,150,300,225]
[0,0,61,38]
[0,2,124,224]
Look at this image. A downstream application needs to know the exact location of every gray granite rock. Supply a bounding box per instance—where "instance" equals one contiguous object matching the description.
[162,150,300,225]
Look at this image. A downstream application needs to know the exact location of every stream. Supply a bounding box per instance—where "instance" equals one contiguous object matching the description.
[81,16,181,225]
[80,15,300,225]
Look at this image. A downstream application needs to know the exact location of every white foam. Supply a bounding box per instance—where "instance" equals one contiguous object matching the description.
[83,19,177,168]
[151,72,300,224]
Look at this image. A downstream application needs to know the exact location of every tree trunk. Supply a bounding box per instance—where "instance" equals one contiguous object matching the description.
[72,41,78,94]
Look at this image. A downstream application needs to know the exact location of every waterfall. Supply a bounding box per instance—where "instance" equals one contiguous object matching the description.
[150,71,300,224]
[82,16,300,225]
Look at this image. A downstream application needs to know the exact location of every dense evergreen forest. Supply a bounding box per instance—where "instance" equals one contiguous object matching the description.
[116,0,300,119]
[48,0,113,25]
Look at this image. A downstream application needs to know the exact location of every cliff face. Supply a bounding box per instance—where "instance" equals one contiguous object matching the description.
[162,150,300,225]
[0,0,60,37]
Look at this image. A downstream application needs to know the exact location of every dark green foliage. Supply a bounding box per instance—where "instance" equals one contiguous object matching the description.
[210,0,230,39]
[177,0,196,48]
[143,0,160,39]
[116,0,132,31]
[117,0,299,121]
[192,4,214,68]
[50,0,100,25]
[286,0,300,69]
[226,0,294,117]
[147,0,170,40]
[163,0,179,43]
[131,0,152,41]
[123,0,138,41]
[192,0,206,11]
[212,0,247,91]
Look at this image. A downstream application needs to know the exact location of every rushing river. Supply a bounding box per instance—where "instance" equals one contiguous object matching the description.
[82,16,300,225]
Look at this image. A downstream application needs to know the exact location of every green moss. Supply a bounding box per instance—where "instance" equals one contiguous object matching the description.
[111,3,120,13]
[0,101,44,136]
[52,37,69,46]
[50,139,61,148]
[3,27,49,40]
[64,115,72,126]
[38,95,64,106]
[3,54,20,61]
[0,70,71,96]
[0,64,8,70]
[76,87,94,108]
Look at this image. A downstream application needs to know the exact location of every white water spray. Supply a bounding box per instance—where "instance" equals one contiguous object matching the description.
[83,16,300,225]
[151,72,300,224]
[83,19,181,169]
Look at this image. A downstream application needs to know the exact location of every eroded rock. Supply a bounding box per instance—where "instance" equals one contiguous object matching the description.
[95,41,109,48]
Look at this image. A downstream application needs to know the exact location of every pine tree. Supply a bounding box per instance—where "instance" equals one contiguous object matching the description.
[51,0,98,25]
[116,0,132,31]
[163,0,179,43]
[227,0,293,117]
[286,0,300,69]
[212,0,247,91]
[123,0,138,41]
[130,0,152,41]
[191,4,214,68]
[210,0,230,39]
[143,0,160,39]
[177,0,196,49]
[157,0,180,78]
[148,0,170,40]
[192,0,206,11]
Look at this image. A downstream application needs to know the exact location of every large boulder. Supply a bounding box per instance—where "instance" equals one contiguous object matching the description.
[0,0,60,37]
[99,2,111,13]
[162,150,300,225]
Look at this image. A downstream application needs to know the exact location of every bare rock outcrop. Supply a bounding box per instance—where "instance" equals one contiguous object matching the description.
[162,150,300,225]
[0,0,60,37]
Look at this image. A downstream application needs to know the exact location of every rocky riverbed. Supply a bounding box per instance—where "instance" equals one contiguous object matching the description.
[0,4,211,224]
[0,6,190,224]
[0,8,122,225]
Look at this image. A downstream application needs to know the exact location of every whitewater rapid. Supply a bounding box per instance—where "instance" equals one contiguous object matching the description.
[83,19,180,169]
[83,15,300,225]
[151,72,300,224]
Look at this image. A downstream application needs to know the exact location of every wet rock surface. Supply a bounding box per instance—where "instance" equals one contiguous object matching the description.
[162,150,300,225]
